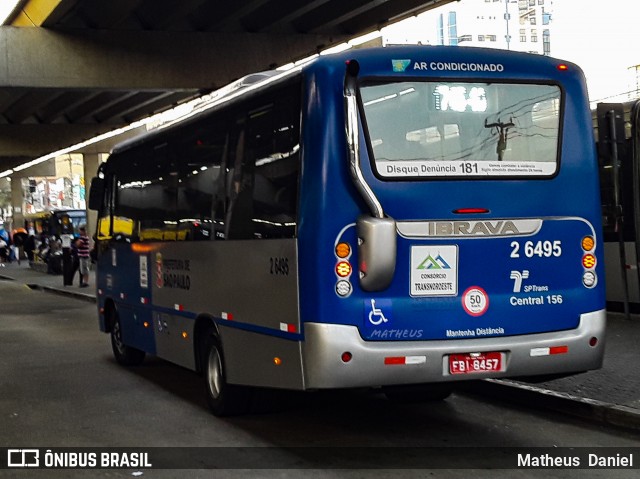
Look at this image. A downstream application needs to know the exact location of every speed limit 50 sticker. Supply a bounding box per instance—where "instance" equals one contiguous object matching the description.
[462,286,489,317]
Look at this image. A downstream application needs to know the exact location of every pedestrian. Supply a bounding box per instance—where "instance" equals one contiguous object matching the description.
[76,225,91,288]
[0,221,10,266]
[11,227,28,265]
[70,237,79,286]
[25,234,36,262]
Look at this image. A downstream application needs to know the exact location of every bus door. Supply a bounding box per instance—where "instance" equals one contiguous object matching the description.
[596,103,630,315]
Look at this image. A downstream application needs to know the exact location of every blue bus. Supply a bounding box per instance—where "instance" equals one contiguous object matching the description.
[89,46,606,415]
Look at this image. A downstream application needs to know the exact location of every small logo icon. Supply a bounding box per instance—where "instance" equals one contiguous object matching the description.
[417,254,451,270]
[510,270,530,293]
[155,252,164,289]
[392,59,411,72]
[7,449,40,468]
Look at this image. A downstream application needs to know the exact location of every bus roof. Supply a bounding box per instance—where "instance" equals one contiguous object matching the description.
[108,45,580,158]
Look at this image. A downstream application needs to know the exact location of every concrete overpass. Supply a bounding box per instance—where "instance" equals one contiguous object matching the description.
[0,0,455,227]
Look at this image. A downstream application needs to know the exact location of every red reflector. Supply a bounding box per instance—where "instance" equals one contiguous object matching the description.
[384,357,405,365]
[549,346,568,355]
[589,337,598,347]
[453,208,490,214]
[341,352,353,363]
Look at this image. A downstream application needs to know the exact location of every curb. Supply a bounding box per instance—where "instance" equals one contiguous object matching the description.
[462,379,640,432]
[28,284,97,303]
[0,274,96,303]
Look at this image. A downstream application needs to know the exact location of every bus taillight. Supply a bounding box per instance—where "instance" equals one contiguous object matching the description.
[581,236,595,252]
[583,271,597,288]
[581,236,598,288]
[336,280,352,297]
[336,261,352,277]
[335,242,353,297]
[336,242,351,258]
[582,254,596,269]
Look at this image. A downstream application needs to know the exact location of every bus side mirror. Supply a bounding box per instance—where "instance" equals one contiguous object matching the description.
[357,216,396,291]
[88,177,104,211]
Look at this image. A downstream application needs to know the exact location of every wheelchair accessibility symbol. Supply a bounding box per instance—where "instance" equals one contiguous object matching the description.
[366,299,393,326]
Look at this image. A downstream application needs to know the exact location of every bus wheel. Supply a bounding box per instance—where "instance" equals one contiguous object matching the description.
[109,310,145,366]
[203,334,251,416]
[383,383,453,403]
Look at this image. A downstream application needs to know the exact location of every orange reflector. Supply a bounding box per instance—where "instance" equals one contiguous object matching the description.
[335,242,351,258]
[582,253,596,269]
[181,331,188,339]
[557,64,569,71]
[336,261,352,277]
[581,236,595,252]
[143,322,149,328]
[273,357,282,366]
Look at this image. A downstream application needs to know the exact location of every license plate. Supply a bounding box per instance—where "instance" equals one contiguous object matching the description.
[449,352,503,375]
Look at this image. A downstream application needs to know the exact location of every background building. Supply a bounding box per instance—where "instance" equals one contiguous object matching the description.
[383,0,640,105]
[383,0,553,56]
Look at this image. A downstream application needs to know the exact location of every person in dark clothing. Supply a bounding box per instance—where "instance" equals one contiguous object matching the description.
[25,234,36,262]
[11,228,28,265]
[0,222,10,265]
[67,239,79,286]
[76,226,91,287]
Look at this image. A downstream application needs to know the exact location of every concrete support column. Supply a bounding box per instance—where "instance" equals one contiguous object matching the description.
[82,153,103,239]
[10,177,24,230]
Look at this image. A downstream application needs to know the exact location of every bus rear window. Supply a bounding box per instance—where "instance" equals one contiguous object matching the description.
[361,81,561,179]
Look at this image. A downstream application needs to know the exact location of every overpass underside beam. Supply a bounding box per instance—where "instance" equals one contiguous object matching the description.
[0,27,346,90]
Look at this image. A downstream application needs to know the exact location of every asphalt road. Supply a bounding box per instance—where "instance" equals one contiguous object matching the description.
[1,280,639,478]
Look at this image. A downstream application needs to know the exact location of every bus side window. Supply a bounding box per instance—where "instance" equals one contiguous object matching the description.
[174,118,227,241]
[113,143,174,243]
[225,128,256,240]
[242,91,300,239]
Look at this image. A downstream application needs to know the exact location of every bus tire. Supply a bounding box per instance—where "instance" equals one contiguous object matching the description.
[109,309,145,366]
[203,333,251,416]
[383,383,453,403]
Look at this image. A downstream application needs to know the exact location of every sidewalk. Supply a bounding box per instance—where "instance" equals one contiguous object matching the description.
[0,260,96,302]
[1,260,639,431]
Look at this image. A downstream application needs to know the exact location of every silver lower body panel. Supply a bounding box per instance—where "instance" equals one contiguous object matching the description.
[301,309,606,389]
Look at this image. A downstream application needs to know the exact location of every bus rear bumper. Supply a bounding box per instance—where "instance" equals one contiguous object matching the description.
[301,309,606,389]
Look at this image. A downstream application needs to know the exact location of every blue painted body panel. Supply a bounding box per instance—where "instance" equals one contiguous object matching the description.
[296,46,604,341]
